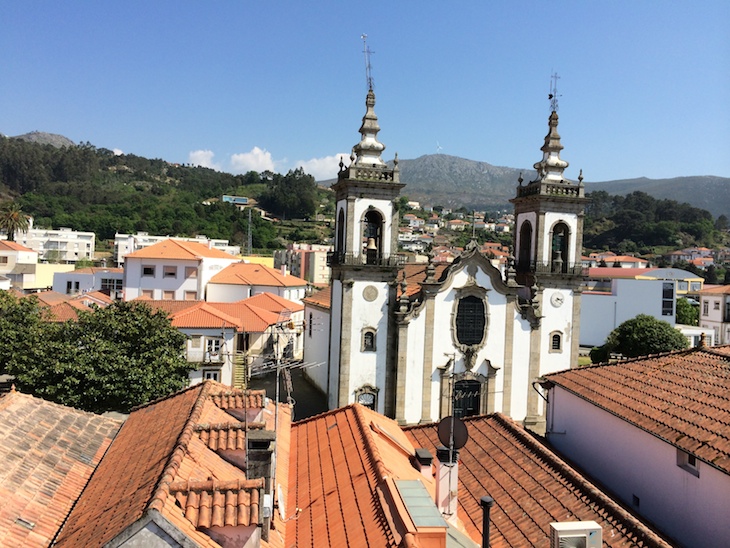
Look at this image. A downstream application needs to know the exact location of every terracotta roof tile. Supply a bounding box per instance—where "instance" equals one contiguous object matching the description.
[0,240,34,252]
[0,390,121,548]
[405,414,672,547]
[245,292,304,313]
[54,381,277,548]
[125,239,238,260]
[699,284,730,294]
[210,262,307,287]
[544,345,730,475]
[302,285,331,309]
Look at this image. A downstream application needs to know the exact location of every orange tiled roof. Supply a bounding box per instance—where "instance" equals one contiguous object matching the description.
[543,345,730,475]
[699,284,730,295]
[70,267,124,274]
[288,404,446,547]
[209,301,283,333]
[404,414,672,547]
[169,302,245,330]
[125,238,238,260]
[245,291,304,313]
[55,382,284,548]
[0,390,121,548]
[210,262,307,287]
[0,240,34,252]
[302,285,331,309]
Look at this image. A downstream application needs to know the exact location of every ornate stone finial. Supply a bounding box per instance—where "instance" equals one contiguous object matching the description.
[506,255,518,286]
[352,88,386,166]
[425,253,436,283]
[339,156,345,172]
[394,152,399,168]
[518,172,524,186]
[578,169,584,185]
[531,281,541,310]
[399,274,409,312]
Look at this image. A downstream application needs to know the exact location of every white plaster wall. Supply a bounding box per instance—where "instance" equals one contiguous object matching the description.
[580,279,667,347]
[200,257,239,293]
[547,387,730,547]
[184,328,235,386]
[348,280,389,411]
[404,308,427,424]
[52,271,96,294]
[543,211,578,264]
[124,258,200,300]
[302,305,330,394]
[328,280,343,409]
[508,318,533,420]
[539,289,575,377]
[207,283,250,302]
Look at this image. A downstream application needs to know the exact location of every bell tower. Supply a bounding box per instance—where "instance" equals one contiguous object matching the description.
[327,83,404,416]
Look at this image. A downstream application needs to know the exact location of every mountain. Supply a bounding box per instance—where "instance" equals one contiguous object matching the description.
[9,131,76,148]
[325,154,729,218]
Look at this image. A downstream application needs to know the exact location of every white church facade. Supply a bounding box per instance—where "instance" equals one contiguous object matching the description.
[303,86,587,426]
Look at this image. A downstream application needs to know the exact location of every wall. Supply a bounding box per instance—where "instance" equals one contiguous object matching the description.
[547,387,730,547]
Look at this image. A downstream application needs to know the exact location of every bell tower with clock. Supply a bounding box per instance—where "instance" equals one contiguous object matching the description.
[510,77,589,417]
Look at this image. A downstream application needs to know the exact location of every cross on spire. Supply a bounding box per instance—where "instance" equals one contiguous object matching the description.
[361,34,374,91]
[549,72,561,112]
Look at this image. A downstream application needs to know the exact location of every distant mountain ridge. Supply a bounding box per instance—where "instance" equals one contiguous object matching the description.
[336,154,728,218]
[6,131,76,148]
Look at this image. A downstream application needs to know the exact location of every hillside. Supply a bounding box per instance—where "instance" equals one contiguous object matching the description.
[325,154,730,219]
[9,131,76,148]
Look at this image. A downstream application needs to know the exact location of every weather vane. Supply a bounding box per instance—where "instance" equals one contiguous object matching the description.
[361,34,374,91]
[548,71,561,112]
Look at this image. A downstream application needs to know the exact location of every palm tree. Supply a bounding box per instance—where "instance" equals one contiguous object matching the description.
[0,202,29,242]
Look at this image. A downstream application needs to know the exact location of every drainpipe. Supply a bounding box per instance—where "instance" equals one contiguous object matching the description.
[480,496,494,548]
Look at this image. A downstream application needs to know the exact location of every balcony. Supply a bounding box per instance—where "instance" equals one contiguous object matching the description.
[327,251,405,268]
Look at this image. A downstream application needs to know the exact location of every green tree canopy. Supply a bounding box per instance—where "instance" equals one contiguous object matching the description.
[602,314,688,360]
[1,295,194,413]
[0,201,29,241]
[675,297,699,326]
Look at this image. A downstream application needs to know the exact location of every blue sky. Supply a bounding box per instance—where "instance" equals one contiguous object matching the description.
[2,1,728,183]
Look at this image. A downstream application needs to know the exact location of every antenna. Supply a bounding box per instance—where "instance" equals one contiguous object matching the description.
[549,71,561,112]
[361,34,374,91]
[436,141,443,154]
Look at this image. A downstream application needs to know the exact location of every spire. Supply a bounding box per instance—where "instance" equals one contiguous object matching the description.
[352,88,386,166]
[533,110,569,183]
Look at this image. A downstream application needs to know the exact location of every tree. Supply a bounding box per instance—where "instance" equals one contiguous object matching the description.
[0,202,29,241]
[2,298,194,413]
[602,314,688,359]
[676,297,699,326]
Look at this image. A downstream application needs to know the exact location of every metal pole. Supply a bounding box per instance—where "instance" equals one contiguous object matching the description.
[480,496,494,548]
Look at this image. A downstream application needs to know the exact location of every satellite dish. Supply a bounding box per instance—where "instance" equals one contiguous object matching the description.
[437,416,469,450]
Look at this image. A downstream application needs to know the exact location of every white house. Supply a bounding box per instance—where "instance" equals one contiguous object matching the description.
[542,344,730,547]
[0,240,74,292]
[114,232,240,266]
[52,267,124,298]
[9,219,95,264]
[699,284,730,344]
[581,267,705,347]
[206,262,308,304]
[123,239,240,301]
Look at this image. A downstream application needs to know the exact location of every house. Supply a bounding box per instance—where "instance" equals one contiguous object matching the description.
[28,289,114,322]
[581,267,705,347]
[114,232,240,266]
[206,262,308,304]
[0,388,121,548]
[53,382,292,548]
[273,243,332,285]
[123,239,240,301]
[9,219,95,264]
[0,240,74,292]
[541,344,730,547]
[699,284,730,344]
[404,413,672,547]
[52,266,124,298]
[587,252,650,268]
[143,293,304,387]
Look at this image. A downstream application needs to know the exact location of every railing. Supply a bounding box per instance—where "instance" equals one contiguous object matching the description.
[520,261,586,276]
[327,251,405,267]
[344,166,397,182]
[516,182,583,199]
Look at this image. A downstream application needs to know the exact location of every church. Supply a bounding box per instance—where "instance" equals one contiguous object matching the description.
[303,85,588,426]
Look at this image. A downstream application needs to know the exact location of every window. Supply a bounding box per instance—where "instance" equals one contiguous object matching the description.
[202,369,220,382]
[141,289,154,299]
[550,222,570,273]
[355,385,378,410]
[703,301,709,316]
[206,338,221,355]
[661,282,674,316]
[163,265,177,278]
[0,256,7,264]
[714,301,720,310]
[185,266,197,278]
[66,281,72,294]
[101,278,122,292]
[456,295,485,346]
[690,282,701,292]
[550,332,563,353]
[677,281,688,292]
[362,329,376,351]
[453,380,481,418]
[190,335,202,348]
[308,312,313,338]
[184,291,197,301]
[142,265,155,277]
[677,449,699,477]
[163,290,174,300]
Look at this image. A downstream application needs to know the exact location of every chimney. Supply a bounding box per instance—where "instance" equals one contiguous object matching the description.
[435,446,459,521]
[480,496,494,548]
[412,448,433,479]
[280,265,287,276]
[208,240,213,249]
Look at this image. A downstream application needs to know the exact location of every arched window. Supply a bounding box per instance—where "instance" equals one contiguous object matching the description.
[355,385,378,410]
[363,209,383,264]
[336,209,345,254]
[518,221,532,272]
[308,312,313,338]
[455,295,486,346]
[362,328,376,352]
[551,222,570,273]
[550,331,563,353]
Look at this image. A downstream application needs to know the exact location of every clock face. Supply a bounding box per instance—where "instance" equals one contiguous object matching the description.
[550,293,565,307]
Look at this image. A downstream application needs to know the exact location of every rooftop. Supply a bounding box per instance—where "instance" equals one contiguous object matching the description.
[125,238,239,261]
[210,262,308,287]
